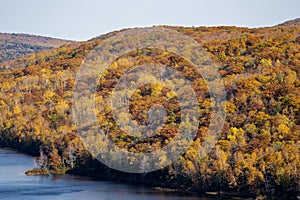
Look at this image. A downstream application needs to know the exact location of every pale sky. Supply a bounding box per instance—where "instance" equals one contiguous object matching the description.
[0,0,299,41]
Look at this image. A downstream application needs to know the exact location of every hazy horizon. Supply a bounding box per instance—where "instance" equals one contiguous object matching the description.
[0,0,299,41]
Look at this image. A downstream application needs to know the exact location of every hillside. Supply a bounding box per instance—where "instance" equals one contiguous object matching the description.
[276,17,300,27]
[0,33,72,63]
[0,20,299,199]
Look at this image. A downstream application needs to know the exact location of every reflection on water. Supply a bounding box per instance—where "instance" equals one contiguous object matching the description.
[0,148,216,200]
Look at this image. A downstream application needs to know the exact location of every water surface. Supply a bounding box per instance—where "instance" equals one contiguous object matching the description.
[0,148,218,200]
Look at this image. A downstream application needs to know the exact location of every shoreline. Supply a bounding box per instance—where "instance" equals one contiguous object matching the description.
[0,145,256,200]
[0,146,199,197]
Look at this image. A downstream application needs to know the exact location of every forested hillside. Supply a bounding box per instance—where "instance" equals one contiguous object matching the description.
[0,33,72,63]
[0,19,299,199]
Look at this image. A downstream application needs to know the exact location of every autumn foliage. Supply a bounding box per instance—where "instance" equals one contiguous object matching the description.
[0,22,299,199]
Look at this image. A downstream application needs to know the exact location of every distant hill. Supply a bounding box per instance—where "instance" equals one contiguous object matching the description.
[0,33,73,62]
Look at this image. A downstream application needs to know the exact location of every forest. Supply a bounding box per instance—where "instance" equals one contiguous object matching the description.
[0,33,71,63]
[0,21,299,199]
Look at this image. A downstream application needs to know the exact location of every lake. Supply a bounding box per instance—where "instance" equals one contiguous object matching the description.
[0,148,221,200]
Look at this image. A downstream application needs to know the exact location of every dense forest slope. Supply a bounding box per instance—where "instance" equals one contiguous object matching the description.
[0,33,72,63]
[276,18,300,27]
[0,19,299,199]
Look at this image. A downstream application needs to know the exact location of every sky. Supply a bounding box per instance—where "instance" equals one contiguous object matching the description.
[0,0,299,41]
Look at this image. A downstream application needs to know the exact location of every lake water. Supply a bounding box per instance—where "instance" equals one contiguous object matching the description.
[0,148,220,200]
